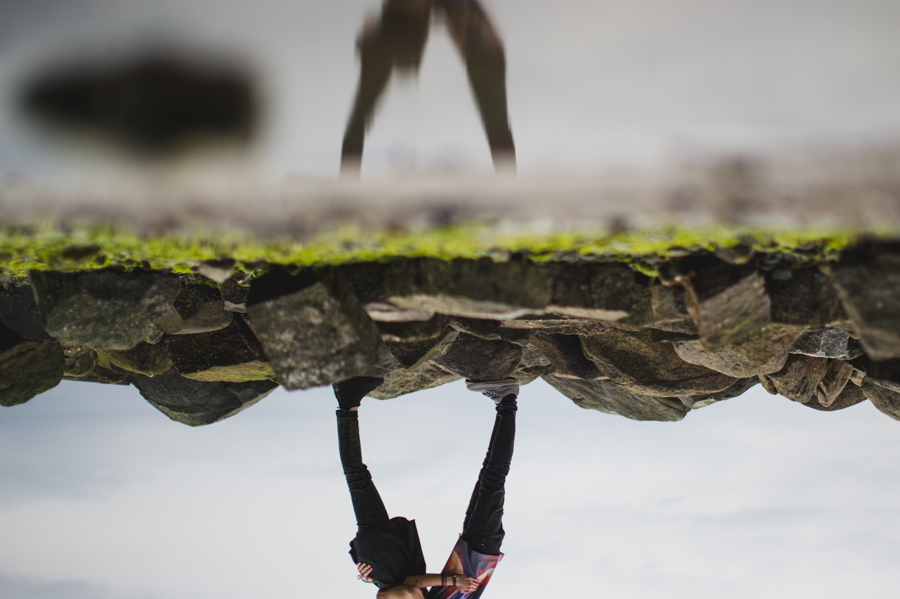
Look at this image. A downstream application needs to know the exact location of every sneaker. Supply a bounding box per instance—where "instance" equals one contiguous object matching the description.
[333,376,384,411]
[466,378,519,404]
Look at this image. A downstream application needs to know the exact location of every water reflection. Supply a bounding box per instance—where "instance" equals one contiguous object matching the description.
[341,0,515,174]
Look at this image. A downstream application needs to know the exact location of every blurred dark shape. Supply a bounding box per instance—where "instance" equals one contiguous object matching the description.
[342,0,515,174]
[20,53,257,154]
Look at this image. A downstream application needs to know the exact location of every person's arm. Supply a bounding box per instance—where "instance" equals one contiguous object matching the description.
[403,574,479,592]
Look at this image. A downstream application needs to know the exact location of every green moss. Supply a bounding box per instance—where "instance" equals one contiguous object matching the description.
[0,221,875,277]
[179,361,277,383]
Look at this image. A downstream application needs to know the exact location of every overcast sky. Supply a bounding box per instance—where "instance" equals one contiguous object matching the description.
[2,0,900,181]
[1,376,898,599]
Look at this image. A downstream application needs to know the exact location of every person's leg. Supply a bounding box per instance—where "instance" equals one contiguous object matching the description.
[336,410,390,534]
[461,394,517,555]
[334,376,389,534]
[341,0,431,175]
[340,43,393,174]
[440,0,515,170]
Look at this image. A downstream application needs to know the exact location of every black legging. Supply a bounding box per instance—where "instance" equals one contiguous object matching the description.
[336,395,517,552]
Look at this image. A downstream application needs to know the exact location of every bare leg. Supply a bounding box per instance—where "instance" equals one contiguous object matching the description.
[341,0,432,175]
[440,0,516,171]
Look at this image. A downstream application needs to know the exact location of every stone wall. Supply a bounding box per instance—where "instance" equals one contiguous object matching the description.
[4,244,900,425]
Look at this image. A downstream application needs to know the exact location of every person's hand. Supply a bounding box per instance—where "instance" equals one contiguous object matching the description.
[357,562,374,582]
[455,576,479,593]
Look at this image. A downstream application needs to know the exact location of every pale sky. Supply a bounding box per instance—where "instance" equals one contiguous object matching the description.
[1,377,898,599]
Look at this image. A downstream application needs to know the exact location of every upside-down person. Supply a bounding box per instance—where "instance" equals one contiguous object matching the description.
[333,374,520,598]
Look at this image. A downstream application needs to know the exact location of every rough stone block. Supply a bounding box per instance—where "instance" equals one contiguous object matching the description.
[171,283,233,334]
[512,344,553,385]
[431,332,523,381]
[368,362,461,400]
[376,314,450,343]
[790,327,851,358]
[832,249,900,359]
[861,379,900,421]
[529,333,603,380]
[543,374,688,421]
[760,354,829,404]
[0,325,64,406]
[219,279,249,313]
[383,258,553,320]
[671,324,805,378]
[246,269,382,390]
[683,265,771,350]
[167,317,273,383]
[768,267,846,327]
[98,341,172,377]
[0,283,54,341]
[133,371,277,426]
[30,269,181,350]
[547,263,650,322]
[61,345,132,385]
[581,329,738,397]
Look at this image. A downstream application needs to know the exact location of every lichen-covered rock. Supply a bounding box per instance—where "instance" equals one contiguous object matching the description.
[171,283,233,334]
[831,248,900,359]
[98,342,172,377]
[768,267,846,327]
[529,333,603,380]
[682,264,771,350]
[0,283,54,341]
[377,315,450,343]
[671,324,805,378]
[0,325,64,406]
[581,329,738,397]
[861,379,900,421]
[542,374,688,421]
[132,371,277,426]
[246,269,382,390]
[30,269,181,350]
[167,317,273,382]
[431,332,523,381]
[368,362,461,399]
[759,354,829,404]
[382,258,554,320]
